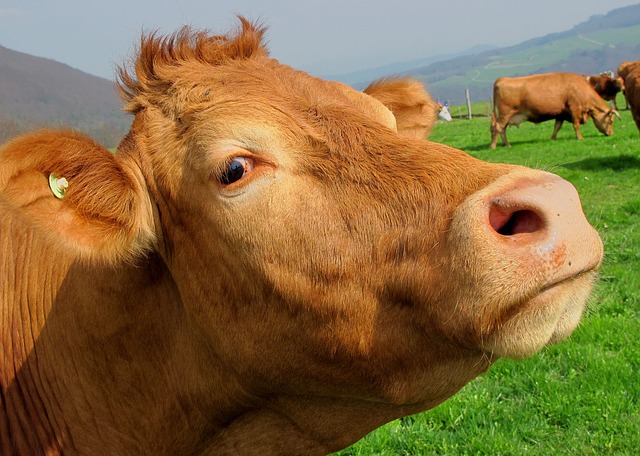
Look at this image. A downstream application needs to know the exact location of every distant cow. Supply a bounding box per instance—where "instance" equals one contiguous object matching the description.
[586,72,625,110]
[490,72,620,149]
[618,60,640,134]
[1,19,603,455]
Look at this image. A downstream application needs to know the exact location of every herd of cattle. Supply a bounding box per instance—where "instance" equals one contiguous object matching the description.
[0,18,606,455]
[489,61,640,148]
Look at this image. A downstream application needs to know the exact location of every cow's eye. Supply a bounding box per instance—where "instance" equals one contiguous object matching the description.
[220,157,254,185]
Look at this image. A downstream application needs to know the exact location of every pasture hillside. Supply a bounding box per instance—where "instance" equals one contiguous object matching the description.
[417,4,640,104]
[343,3,640,105]
[0,45,129,147]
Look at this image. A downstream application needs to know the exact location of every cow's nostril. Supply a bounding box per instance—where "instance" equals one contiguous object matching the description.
[489,207,543,236]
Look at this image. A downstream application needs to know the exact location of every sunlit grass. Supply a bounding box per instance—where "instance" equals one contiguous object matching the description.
[336,108,640,455]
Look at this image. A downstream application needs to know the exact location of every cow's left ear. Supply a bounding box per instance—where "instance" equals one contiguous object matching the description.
[0,129,156,264]
[363,77,437,139]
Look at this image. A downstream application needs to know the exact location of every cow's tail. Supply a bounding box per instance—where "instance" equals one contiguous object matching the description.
[490,81,501,133]
[490,80,500,126]
[490,98,497,129]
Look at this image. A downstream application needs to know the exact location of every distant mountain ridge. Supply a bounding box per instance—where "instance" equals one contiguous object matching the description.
[0,45,129,147]
[342,3,640,105]
[319,44,498,86]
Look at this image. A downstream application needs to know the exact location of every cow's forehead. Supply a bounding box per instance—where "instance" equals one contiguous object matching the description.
[178,57,398,135]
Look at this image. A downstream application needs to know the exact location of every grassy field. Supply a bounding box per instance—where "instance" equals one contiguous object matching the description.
[336,108,640,455]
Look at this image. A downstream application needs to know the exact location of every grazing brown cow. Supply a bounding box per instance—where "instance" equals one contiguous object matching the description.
[0,19,603,455]
[618,60,640,134]
[586,72,625,110]
[490,72,619,149]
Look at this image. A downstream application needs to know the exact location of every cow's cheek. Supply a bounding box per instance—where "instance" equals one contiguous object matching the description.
[201,179,375,363]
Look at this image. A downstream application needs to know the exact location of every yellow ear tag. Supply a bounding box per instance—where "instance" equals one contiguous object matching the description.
[49,174,69,199]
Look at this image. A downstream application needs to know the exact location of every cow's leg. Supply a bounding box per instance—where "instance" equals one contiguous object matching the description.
[490,114,510,148]
[571,120,584,140]
[500,129,510,147]
[551,119,564,140]
[490,115,500,149]
[490,127,508,149]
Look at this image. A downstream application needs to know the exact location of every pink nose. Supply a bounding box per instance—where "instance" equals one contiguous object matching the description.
[484,172,602,284]
[446,168,603,358]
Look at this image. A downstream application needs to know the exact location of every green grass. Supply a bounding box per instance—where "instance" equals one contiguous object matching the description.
[336,109,640,455]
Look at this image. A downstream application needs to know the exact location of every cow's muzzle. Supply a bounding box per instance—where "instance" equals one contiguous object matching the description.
[446,167,603,358]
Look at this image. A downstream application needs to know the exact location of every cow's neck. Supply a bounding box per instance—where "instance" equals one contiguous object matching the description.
[1,234,241,454]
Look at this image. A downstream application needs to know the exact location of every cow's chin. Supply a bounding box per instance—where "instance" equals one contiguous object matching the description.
[479,272,597,359]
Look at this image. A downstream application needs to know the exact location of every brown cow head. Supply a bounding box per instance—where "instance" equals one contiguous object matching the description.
[0,18,603,454]
[113,17,600,442]
[591,108,619,136]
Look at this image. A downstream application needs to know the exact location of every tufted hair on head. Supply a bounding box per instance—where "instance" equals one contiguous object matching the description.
[117,16,269,113]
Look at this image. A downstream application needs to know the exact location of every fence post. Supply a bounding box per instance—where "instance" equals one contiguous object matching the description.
[465,88,472,120]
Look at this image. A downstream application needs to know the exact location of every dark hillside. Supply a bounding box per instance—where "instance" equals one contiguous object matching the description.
[0,46,129,147]
[572,3,640,31]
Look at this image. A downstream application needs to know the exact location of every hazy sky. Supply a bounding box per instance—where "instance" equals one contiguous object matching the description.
[1,0,638,81]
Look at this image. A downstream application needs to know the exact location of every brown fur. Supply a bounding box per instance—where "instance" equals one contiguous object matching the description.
[118,17,269,115]
[1,18,603,455]
[618,60,640,135]
[586,73,624,110]
[490,72,619,149]
[618,61,635,80]
[363,77,437,139]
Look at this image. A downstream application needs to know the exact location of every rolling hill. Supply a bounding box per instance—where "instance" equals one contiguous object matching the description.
[345,3,640,105]
[0,46,129,147]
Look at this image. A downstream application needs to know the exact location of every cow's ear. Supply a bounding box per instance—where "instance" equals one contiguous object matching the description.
[363,77,437,139]
[0,129,156,264]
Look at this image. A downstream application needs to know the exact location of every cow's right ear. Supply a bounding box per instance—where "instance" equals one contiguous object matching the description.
[363,77,437,140]
[0,129,156,265]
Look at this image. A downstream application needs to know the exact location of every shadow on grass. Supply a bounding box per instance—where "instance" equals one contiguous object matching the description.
[561,154,640,172]
[464,137,565,152]
[458,126,606,151]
